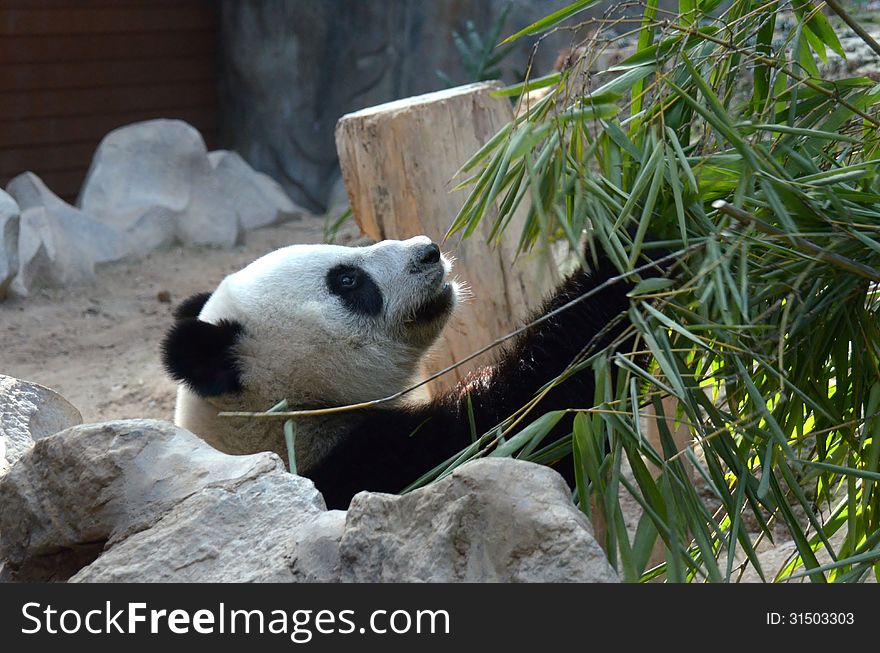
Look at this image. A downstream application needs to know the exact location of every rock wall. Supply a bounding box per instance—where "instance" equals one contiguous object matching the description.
[215,0,581,212]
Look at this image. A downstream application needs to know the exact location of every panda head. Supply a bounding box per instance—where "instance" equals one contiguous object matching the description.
[162,236,459,409]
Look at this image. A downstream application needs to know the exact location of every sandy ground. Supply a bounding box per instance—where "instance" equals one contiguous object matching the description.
[0,217,328,424]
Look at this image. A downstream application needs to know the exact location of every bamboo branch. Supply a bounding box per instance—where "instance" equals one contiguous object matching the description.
[667,21,880,128]
[824,0,880,60]
[712,200,880,282]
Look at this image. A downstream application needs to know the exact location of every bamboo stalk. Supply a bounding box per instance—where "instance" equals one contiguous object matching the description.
[824,0,880,59]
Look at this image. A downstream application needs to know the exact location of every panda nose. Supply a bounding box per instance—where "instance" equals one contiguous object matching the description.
[415,243,441,267]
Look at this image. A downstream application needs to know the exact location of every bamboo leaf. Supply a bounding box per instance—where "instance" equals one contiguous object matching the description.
[500,0,602,44]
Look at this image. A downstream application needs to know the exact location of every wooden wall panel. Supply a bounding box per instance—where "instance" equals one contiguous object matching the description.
[0,0,217,202]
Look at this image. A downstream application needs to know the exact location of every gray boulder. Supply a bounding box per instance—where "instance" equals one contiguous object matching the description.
[286,510,347,582]
[337,459,618,582]
[0,419,304,581]
[8,173,131,263]
[79,119,208,220]
[72,471,327,583]
[6,173,129,295]
[98,204,178,256]
[74,458,614,583]
[12,207,93,293]
[79,119,225,251]
[74,460,613,583]
[209,149,305,230]
[0,375,82,477]
[175,168,242,248]
[0,190,19,300]
[79,119,312,250]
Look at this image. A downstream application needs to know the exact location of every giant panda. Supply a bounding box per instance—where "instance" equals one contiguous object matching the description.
[162,234,648,509]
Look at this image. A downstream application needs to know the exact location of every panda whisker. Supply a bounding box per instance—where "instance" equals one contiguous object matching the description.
[451,277,472,303]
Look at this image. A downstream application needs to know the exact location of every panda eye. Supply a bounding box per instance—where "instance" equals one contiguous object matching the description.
[339,272,358,288]
[327,264,382,315]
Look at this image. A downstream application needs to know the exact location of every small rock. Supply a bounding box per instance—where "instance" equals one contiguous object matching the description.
[0,374,82,477]
[156,290,172,303]
[209,150,305,230]
[175,170,241,248]
[0,190,20,300]
[12,208,93,293]
[6,173,129,295]
[339,458,618,582]
[7,172,129,269]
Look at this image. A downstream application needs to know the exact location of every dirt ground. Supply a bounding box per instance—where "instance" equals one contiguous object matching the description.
[0,217,328,424]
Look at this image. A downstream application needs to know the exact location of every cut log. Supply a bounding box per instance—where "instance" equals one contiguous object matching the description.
[336,82,555,395]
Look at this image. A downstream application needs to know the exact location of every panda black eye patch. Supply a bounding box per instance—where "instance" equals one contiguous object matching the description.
[327,264,383,316]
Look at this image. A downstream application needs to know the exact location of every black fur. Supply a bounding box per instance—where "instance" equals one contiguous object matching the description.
[412,284,455,323]
[161,318,245,397]
[307,244,648,509]
[326,264,383,316]
[173,292,213,321]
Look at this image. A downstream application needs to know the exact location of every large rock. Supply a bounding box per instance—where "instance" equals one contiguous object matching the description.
[75,459,614,583]
[98,204,179,257]
[174,167,242,248]
[79,119,231,251]
[5,173,129,295]
[79,119,209,220]
[72,471,327,583]
[209,149,305,230]
[286,510,347,582]
[0,190,19,299]
[0,419,307,581]
[0,375,82,477]
[337,459,617,582]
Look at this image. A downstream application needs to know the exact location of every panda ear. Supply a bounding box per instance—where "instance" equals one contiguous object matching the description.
[161,318,245,397]
[173,291,213,321]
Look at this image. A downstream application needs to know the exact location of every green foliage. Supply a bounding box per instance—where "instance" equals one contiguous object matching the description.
[436,2,518,86]
[425,0,880,582]
[323,207,353,245]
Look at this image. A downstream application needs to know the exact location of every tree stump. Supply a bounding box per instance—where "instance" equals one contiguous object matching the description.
[336,82,555,395]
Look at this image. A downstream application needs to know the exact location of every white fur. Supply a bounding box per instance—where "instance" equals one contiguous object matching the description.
[173,237,459,470]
